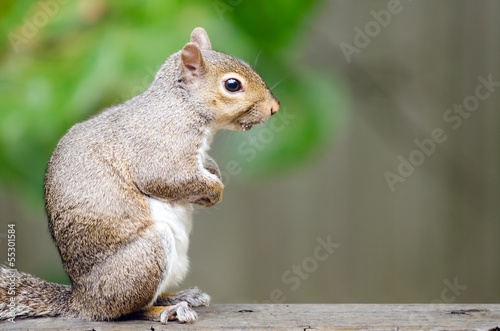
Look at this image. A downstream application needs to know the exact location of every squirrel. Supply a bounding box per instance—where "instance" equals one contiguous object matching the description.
[0,27,279,324]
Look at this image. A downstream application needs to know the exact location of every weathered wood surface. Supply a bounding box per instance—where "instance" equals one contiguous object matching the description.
[1,304,499,330]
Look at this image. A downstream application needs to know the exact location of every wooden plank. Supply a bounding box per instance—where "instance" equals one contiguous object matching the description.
[1,304,499,330]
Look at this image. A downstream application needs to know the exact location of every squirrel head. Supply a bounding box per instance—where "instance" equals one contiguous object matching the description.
[178,27,280,131]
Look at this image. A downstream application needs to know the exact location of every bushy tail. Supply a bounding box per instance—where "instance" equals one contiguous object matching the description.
[0,267,73,320]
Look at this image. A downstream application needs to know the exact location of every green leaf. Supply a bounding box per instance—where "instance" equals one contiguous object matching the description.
[225,0,320,49]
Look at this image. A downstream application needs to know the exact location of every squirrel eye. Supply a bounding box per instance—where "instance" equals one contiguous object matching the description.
[224,78,242,92]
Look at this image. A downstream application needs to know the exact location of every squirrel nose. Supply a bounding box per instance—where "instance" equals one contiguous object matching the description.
[270,97,280,116]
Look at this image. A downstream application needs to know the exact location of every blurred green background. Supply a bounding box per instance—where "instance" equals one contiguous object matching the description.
[1,0,499,304]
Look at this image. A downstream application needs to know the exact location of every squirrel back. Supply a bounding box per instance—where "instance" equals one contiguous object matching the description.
[0,27,279,324]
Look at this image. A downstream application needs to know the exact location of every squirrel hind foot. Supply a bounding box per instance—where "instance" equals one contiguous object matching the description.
[160,302,198,324]
[135,302,198,324]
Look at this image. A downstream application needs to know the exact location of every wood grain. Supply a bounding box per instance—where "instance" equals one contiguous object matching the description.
[1,304,499,330]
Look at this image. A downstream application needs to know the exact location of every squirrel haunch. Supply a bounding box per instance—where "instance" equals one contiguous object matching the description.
[0,27,279,324]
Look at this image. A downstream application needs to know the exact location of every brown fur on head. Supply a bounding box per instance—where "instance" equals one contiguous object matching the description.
[180,27,280,132]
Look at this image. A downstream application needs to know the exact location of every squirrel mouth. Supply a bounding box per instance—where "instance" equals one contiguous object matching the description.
[240,123,253,131]
[234,105,266,131]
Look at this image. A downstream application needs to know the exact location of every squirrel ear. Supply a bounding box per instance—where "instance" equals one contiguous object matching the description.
[181,42,205,83]
[190,27,212,50]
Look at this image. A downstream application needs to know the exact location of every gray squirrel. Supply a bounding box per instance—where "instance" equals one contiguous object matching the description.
[0,27,279,324]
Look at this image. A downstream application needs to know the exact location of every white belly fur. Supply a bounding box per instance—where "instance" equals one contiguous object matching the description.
[148,198,193,305]
[148,128,214,305]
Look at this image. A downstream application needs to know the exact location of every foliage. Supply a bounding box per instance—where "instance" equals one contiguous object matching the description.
[0,0,348,204]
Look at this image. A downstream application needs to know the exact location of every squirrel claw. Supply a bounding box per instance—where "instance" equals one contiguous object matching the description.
[160,302,198,324]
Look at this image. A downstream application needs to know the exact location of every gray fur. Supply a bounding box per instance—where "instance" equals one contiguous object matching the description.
[0,27,279,324]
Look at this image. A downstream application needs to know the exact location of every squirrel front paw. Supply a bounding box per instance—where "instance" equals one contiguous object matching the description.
[193,178,223,207]
[194,195,221,207]
[160,302,198,324]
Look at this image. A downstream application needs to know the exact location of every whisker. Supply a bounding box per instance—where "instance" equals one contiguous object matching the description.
[253,50,263,68]
[270,76,288,91]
